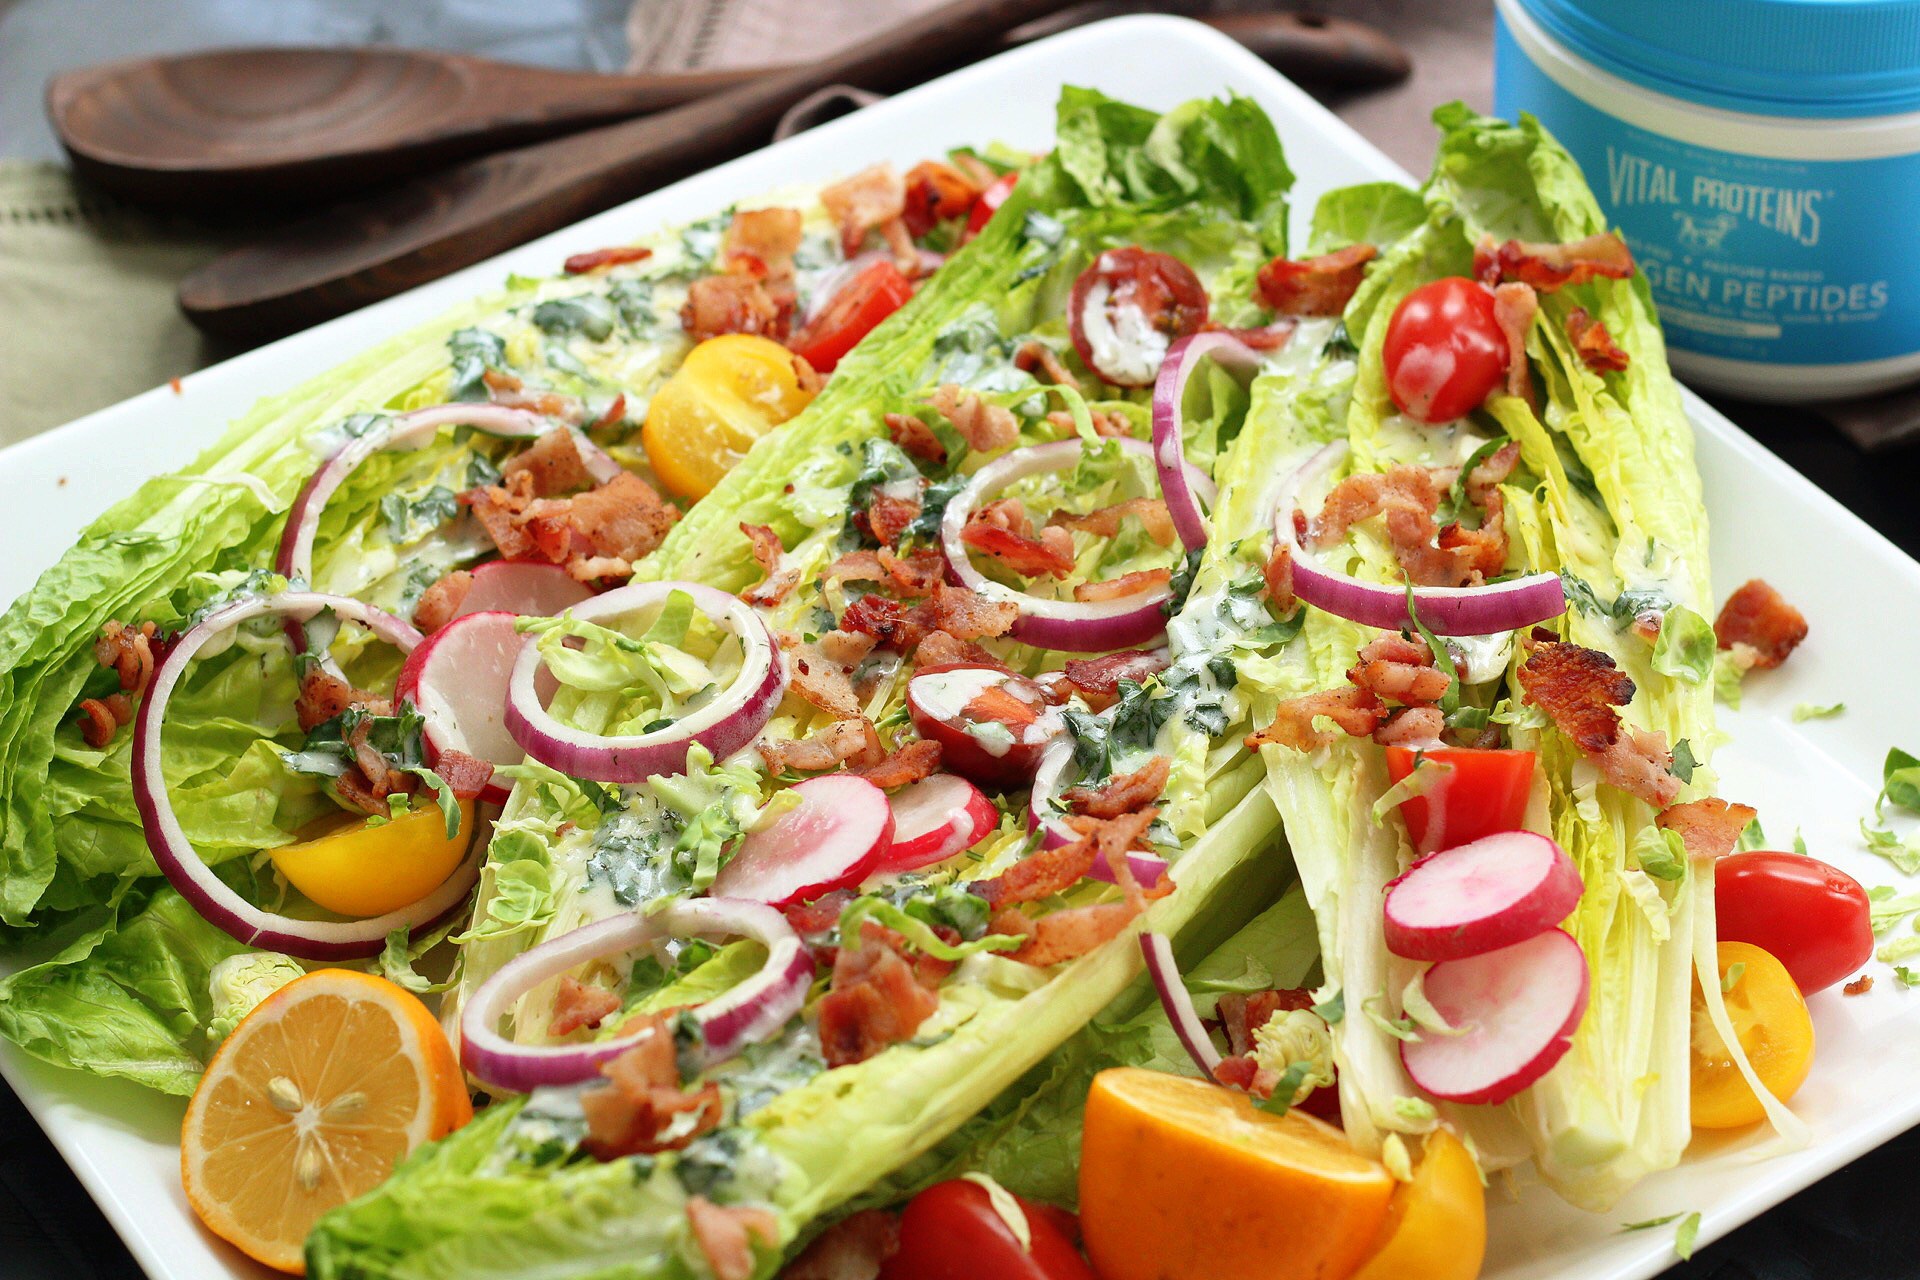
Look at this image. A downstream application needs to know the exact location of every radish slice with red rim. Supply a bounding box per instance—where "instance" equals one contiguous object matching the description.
[132,591,480,960]
[1151,331,1276,550]
[1275,440,1566,636]
[1141,932,1221,1076]
[875,773,996,875]
[396,610,526,805]
[504,581,783,783]
[1383,830,1583,961]
[710,774,894,907]
[459,896,814,1092]
[1399,927,1590,1106]
[940,438,1216,653]
[454,560,595,620]
[1027,739,1171,890]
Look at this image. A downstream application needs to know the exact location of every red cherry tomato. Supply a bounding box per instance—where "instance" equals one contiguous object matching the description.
[1715,851,1873,995]
[790,260,915,373]
[1383,746,1535,854]
[965,170,1020,239]
[1067,246,1210,387]
[906,662,1054,789]
[1382,277,1509,423]
[880,1180,1096,1280]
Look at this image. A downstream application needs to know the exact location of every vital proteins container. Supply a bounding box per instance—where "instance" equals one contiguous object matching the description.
[1495,0,1920,399]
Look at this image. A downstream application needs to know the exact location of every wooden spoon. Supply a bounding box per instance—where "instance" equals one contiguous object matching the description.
[53,10,1406,211]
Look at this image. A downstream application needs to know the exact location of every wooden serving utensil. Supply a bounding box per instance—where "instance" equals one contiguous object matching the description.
[53,10,1405,212]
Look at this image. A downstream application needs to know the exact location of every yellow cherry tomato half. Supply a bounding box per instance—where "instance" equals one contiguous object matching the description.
[1348,1129,1487,1280]
[270,800,476,919]
[1690,940,1815,1130]
[642,334,817,500]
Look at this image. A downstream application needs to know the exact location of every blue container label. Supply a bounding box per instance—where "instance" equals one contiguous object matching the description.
[1497,14,1920,366]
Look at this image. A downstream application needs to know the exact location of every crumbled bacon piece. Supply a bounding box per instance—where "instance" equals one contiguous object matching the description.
[1263,542,1296,617]
[1348,633,1451,706]
[686,1197,780,1280]
[1655,796,1757,863]
[882,548,946,598]
[1254,243,1377,316]
[840,594,928,654]
[432,747,494,800]
[412,569,473,633]
[1480,232,1634,292]
[902,160,984,237]
[563,245,653,275]
[681,273,789,342]
[740,522,800,607]
[75,695,132,749]
[962,508,1075,579]
[913,629,995,668]
[722,207,804,282]
[1373,705,1445,748]
[826,550,886,584]
[929,383,1017,453]
[817,925,942,1067]
[1305,463,1496,588]
[784,889,855,940]
[1245,687,1386,751]
[1845,974,1874,996]
[1308,464,1442,550]
[464,469,678,582]
[1218,989,1315,1056]
[1057,649,1168,711]
[759,717,884,775]
[978,809,1155,909]
[558,472,680,573]
[818,629,877,669]
[1465,441,1521,509]
[1566,306,1630,373]
[548,976,623,1037]
[1064,756,1171,819]
[1073,568,1171,603]
[1492,282,1538,403]
[822,164,908,258]
[502,427,597,497]
[482,368,584,421]
[580,1014,725,1159]
[849,738,943,789]
[922,581,1018,640]
[777,633,864,719]
[294,666,378,733]
[1014,340,1081,390]
[884,412,947,464]
[1714,579,1807,671]
[1048,498,1175,547]
[1519,640,1680,807]
[782,1209,901,1280]
[93,619,158,698]
[995,901,1139,968]
[1045,408,1134,439]
[865,490,922,548]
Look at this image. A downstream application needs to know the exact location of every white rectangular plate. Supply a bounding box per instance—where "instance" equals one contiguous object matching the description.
[5,17,1918,1280]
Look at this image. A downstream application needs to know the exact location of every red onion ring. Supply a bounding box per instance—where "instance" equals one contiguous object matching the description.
[1152,331,1278,550]
[131,591,478,961]
[459,897,814,1092]
[1027,738,1169,888]
[504,581,784,783]
[1140,931,1221,1076]
[940,438,1216,654]
[1276,441,1566,637]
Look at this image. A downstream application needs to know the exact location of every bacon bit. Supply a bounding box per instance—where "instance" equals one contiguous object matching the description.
[481,368,584,421]
[817,925,942,1067]
[686,1197,781,1280]
[563,472,680,568]
[1254,243,1377,316]
[777,632,864,719]
[826,550,886,584]
[1218,989,1315,1056]
[681,273,789,342]
[784,889,856,940]
[1845,974,1875,996]
[882,548,946,598]
[1438,505,1508,582]
[432,747,494,800]
[464,469,677,580]
[884,411,947,464]
[168,376,184,395]
[1048,498,1175,547]
[1566,306,1630,373]
[1483,232,1635,292]
[94,619,159,698]
[412,569,474,633]
[76,697,123,748]
[1656,796,1758,863]
[1348,633,1451,706]
[1465,440,1521,507]
[759,717,884,775]
[1045,408,1134,439]
[1492,282,1538,403]
[818,629,877,669]
[1519,640,1680,807]
[913,629,995,668]
[997,900,1139,967]
[462,471,538,560]
[548,976,623,1037]
[739,522,800,607]
[929,383,1017,453]
[849,738,943,789]
[502,427,597,497]
[866,490,922,548]
[962,515,1075,580]
[1064,756,1171,819]
[1373,705,1446,747]
[1014,340,1082,390]
[923,581,1018,640]
[840,594,928,654]
[1263,543,1296,617]
[1073,568,1171,603]
[563,245,654,275]
[1057,649,1168,711]
[902,160,984,237]
[1714,579,1807,671]
[722,207,804,282]
[1307,464,1481,588]
[580,1014,724,1159]
[1246,687,1386,751]
[822,164,908,259]
[978,809,1152,910]
[782,1209,900,1280]
[294,666,375,733]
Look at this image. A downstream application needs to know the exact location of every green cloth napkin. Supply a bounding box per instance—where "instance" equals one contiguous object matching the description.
[0,162,235,445]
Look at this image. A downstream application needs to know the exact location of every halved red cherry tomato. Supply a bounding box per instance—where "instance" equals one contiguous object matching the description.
[1715,851,1873,995]
[1067,246,1210,387]
[965,170,1020,239]
[1383,746,1535,854]
[1382,277,1508,423]
[906,662,1053,789]
[790,259,914,373]
[880,1179,1095,1280]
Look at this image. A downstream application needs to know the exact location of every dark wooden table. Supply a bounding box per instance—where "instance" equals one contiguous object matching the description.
[3,1,1919,1277]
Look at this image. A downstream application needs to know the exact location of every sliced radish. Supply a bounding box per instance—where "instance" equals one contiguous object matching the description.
[875,774,996,875]
[396,610,526,805]
[1400,928,1590,1106]
[456,560,594,619]
[905,663,1056,789]
[711,774,894,907]
[1383,830,1582,962]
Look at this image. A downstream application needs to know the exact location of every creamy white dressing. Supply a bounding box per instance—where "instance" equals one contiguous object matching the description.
[1079,282,1167,384]
[1448,631,1516,685]
[909,666,1010,722]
